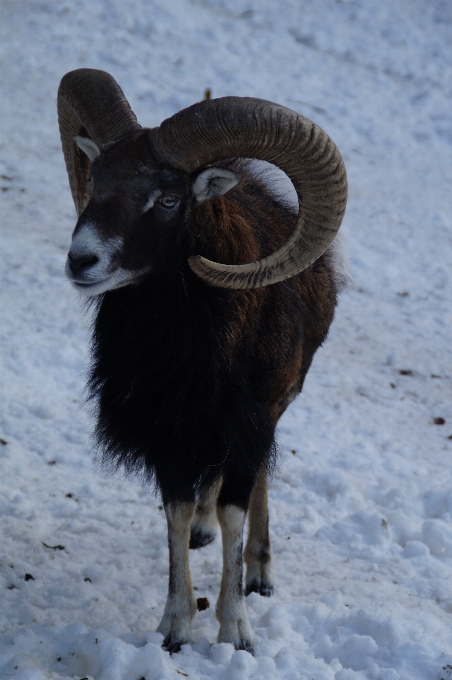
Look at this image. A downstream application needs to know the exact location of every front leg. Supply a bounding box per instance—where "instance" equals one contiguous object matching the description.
[216,504,254,654]
[157,501,197,653]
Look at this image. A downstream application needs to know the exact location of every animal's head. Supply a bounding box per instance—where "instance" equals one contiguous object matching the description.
[58,69,347,294]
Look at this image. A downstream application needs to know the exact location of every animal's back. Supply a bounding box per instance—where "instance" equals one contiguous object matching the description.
[192,159,341,412]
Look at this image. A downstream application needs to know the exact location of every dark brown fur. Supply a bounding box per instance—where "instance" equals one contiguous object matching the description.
[191,169,338,419]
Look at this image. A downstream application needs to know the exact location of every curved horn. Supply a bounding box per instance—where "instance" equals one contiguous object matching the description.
[148,97,347,289]
[58,69,141,215]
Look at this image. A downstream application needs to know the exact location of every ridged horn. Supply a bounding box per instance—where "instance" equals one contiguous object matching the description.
[58,68,141,216]
[148,97,347,289]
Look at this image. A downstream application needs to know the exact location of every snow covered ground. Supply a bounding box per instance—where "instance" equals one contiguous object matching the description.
[1,0,451,678]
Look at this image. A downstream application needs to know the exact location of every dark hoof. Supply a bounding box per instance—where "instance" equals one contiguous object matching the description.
[189,529,216,550]
[259,583,274,597]
[236,639,254,655]
[162,636,184,654]
[245,580,274,598]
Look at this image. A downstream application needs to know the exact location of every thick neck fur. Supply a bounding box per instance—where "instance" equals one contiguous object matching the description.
[89,266,276,506]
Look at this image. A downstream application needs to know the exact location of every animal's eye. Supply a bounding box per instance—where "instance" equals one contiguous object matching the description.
[159,195,179,209]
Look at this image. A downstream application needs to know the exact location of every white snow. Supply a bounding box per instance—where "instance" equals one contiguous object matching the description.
[1,1,451,678]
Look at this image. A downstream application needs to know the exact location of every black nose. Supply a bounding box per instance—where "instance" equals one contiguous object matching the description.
[68,251,99,276]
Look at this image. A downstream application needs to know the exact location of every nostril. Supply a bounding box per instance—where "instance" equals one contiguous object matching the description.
[68,251,99,275]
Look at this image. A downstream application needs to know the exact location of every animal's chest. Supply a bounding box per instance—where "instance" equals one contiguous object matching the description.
[92,292,242,429]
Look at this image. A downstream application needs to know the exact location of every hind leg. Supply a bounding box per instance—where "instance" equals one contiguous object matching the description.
[189,478,221,549]
[244,466,274,597]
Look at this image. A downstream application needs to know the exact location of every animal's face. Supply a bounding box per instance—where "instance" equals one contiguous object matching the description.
[65,131,237,295]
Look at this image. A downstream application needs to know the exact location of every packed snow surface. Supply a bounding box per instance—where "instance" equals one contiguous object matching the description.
[1,1,451,678]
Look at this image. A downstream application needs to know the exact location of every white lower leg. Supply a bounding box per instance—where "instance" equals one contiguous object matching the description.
[244,468,274,597]
[216,505,254,653]
[157,501,197,652]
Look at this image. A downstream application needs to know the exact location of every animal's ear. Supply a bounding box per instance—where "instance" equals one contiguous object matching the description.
[192,167,238,204]
[74,135,101,161]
